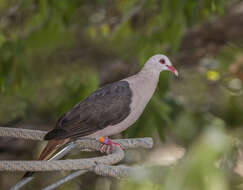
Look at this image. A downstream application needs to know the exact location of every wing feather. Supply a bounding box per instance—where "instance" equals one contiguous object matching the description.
[44,81,132,140]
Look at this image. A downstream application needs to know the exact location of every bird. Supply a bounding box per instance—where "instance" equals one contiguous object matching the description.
[22,54,178,178]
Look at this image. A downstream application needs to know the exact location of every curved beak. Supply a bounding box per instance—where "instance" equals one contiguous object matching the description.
[167,65,179,76]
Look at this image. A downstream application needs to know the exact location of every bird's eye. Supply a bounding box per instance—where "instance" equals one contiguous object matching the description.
[159,58,166,64]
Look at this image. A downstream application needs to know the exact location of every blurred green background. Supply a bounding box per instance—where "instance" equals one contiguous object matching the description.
[1,0,243,189]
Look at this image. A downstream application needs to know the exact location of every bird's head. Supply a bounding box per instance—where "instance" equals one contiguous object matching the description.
[144,54,178,76]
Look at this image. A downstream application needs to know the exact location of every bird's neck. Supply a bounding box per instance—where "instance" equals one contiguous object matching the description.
[125,65,161,92]
[138,66,161,83]
[123,66,160,117]
[131,66,160,96]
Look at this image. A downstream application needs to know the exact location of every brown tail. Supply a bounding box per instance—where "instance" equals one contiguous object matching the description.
[22,139,70,178]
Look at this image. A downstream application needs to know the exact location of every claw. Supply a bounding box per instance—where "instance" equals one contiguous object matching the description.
[99,137,123,154]
[105,145,109,153]
[99,143,106,153]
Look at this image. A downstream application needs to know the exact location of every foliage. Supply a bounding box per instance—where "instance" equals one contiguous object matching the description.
[0,0,230,127]
[1,0,243,190]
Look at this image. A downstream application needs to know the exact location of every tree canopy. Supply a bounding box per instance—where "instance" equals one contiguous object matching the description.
[1,0,243,190]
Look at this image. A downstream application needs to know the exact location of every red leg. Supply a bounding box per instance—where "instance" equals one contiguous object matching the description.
[105,144,110,154]
[99,137,123,154]
[99,143,106,152]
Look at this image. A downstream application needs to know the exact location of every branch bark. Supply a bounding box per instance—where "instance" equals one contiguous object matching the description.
[0,127,153,190]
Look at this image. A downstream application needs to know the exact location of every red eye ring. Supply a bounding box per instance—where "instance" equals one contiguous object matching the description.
[159,58,166,64]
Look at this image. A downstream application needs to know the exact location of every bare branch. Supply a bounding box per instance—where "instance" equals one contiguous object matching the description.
[0,127,153,190]
[41,170,87,190]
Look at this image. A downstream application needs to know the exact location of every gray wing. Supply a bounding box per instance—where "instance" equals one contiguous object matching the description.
[44,81,132,140]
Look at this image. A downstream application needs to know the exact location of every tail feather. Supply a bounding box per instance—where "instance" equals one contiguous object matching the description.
[22,139,70,179]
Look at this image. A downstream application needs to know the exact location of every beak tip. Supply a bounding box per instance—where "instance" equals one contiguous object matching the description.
[167,65,179,77]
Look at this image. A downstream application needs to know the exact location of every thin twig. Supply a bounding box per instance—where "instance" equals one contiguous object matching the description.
[41,170,87,190]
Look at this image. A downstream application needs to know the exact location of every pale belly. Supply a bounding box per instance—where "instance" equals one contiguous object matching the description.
[86,99,148,138]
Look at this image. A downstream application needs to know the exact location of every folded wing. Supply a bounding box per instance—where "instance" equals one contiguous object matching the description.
[44,80,132,140]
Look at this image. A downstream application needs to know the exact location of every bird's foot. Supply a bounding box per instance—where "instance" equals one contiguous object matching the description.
[99,137,123,154]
